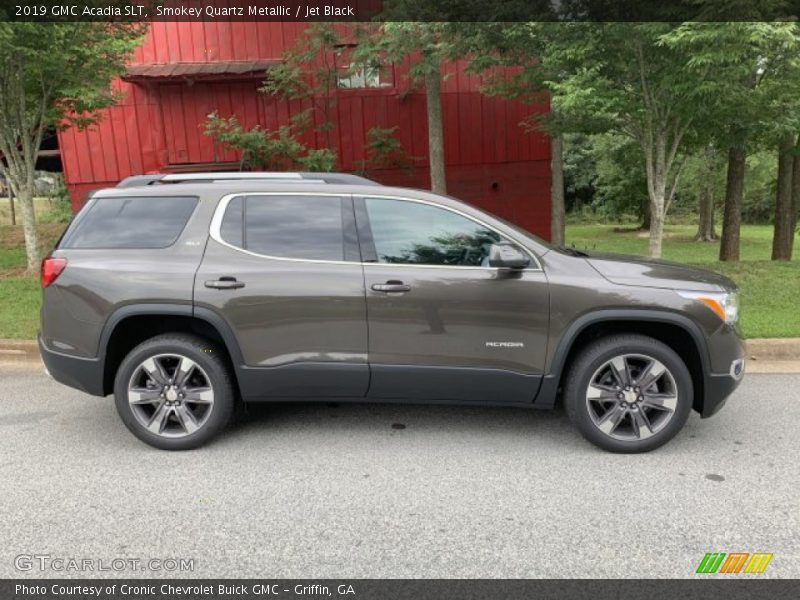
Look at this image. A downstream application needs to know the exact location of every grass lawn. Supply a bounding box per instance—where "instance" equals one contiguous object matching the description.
[0,276,40,339]
[0,223,67,340]
[0,197,58,226]
[0,223,796,339]
[566,224,800,339]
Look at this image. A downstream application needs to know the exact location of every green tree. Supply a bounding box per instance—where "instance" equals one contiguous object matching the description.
[464,22,709,255]
[539,23,714,258]
[680,145,726,241]
[353,23,460,194]
[0,22,142,272]
[204,113,336,172]
[460,22,575,245]
[590,134,649,223]
[260,23,342,150]
[662,20,799,261]
[356,126,416,176]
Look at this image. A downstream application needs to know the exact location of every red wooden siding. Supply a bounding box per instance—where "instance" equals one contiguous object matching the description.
[57,22,552,239]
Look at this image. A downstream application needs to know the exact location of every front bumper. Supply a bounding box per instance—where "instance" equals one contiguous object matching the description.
[702,362,744,418]
[700,330,746,418]
[38,335,106,397]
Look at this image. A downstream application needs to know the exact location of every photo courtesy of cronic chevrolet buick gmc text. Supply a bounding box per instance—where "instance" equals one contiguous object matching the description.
[38,172,745,452]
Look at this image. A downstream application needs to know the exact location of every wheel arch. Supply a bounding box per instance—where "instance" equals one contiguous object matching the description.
[99,304,245,396]
[536,309,711,414]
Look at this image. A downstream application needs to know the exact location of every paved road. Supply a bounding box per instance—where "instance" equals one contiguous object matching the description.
[0,365,797,579]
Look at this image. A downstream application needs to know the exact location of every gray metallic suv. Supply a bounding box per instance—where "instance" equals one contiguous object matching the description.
[39,172,745,452]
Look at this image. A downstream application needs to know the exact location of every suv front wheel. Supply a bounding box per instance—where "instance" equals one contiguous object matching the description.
[113,334,235,450]
[564,334,693,453]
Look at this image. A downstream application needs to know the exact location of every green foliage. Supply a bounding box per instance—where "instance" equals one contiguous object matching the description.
[356,126,416,175]
[468,21,800,239]
[660,22,800,149]
[296,148,337,173]
[741,151,779,223]
[0,22,143,270]
[562,135,780,225]
[205,112,337,172]
[0,23,143,137]
[38,176,73,224]
[260,23,347,150]
[562,134,596,210]
[589,134,649,220]
[351,23,461,88]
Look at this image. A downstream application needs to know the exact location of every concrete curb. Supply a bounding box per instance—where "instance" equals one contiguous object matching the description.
[745,338,800,361]
[0,339,39,363]
[3,337,800,370]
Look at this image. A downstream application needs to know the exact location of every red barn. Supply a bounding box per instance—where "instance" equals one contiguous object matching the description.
[56,22,552,239]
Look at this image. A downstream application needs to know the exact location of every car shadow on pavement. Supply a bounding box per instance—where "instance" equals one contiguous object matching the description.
[221,399,577,445]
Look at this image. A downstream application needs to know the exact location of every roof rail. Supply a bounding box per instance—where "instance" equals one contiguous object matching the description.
[116,172,381,188]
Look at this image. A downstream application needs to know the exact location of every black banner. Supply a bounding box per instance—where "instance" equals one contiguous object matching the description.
[3,0,800,22]
[4,579,800,600]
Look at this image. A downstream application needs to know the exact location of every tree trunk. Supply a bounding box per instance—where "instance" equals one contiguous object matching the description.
[649,193,666,258]
[790,134,800,252]
[645,136,668,259]
[719,144,746,262]
[772,133,795,260]
[8,185,15,226]
[695,146,717,241]
[424,65,446,194]
[550,134,565,246]
[15,181,40,272]
[695,187,718,241]
[639,198,651,230]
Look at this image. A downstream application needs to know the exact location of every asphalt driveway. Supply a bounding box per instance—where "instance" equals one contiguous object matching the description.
[0,365,797,578]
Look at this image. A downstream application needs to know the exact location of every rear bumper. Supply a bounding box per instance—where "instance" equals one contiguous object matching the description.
[39,335,106,397]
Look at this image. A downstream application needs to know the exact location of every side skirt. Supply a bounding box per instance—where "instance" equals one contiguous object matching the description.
[242,396,549,409]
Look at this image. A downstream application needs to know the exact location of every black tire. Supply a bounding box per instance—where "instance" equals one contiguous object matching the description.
[564,334,693,453]
[113,334,235,450]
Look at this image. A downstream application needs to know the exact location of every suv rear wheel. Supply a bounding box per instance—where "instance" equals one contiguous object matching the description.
[564,334,693,453]
[113,334,234,450]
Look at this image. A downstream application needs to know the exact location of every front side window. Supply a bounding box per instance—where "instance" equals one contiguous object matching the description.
[364,198,507,267]
[62,196,198,249]
[219,195,346,261]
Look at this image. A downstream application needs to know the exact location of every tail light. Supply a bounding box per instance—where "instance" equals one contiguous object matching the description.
[41,256,67,288]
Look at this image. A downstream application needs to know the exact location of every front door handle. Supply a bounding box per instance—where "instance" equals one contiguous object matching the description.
[371,280,411,293]
[205,277,245,290]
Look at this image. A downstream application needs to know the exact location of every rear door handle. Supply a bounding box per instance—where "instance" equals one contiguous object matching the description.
[371,281,411,293]
[205,277,245,290]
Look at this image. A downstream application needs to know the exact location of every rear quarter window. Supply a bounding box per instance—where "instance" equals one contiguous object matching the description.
[217,194,348,261]
[61,196,198,249]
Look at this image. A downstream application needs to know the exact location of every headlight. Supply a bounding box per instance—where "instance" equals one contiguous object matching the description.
[678,290,739,324]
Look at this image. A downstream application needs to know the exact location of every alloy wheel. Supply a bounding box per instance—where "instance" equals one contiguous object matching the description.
[127,353,215,438]
[585,353,678,441]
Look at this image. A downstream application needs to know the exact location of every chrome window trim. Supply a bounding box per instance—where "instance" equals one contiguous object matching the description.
[359,194,542,271]
[209,192,353,266]
[209,192,543,271]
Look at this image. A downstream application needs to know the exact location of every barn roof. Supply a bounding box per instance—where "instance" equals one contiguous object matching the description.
[123,60,281,82]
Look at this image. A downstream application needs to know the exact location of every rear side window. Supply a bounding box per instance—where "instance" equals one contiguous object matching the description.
[219,195,346,261]
[62,196,198,249]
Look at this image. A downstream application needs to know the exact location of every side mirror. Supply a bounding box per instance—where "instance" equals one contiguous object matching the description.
[488,243,530,269]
